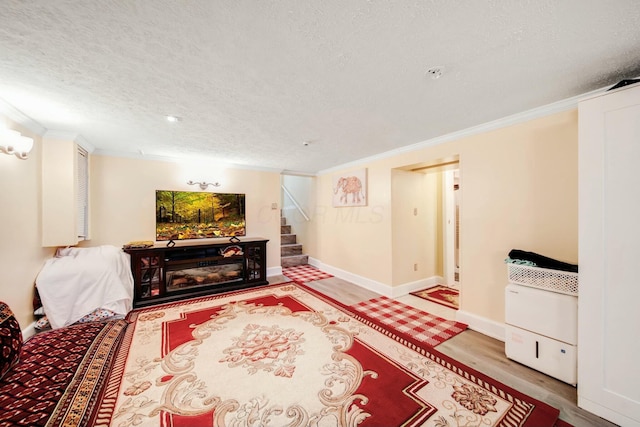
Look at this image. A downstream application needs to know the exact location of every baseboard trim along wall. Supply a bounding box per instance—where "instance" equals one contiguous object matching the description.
[310,257,445,299]
[308,257,393,297]
[577,397,639,427]
[267,266,283,278]
[308,257,507,342]
[455,310,506,342]
[22,323,37,340]
[392,275,444,297]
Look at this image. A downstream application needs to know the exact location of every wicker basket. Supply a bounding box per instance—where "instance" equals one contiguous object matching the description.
[507,264,578,296]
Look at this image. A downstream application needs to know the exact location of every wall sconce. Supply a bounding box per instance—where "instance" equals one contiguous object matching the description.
[187,180,221,190]
[0,127,34,159]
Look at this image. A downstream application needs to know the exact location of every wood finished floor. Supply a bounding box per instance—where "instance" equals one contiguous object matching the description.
[272,274,618,427]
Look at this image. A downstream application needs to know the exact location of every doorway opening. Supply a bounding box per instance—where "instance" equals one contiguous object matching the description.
[405,158,460,289]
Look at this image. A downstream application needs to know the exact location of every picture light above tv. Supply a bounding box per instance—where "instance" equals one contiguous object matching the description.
[156,190,246,241]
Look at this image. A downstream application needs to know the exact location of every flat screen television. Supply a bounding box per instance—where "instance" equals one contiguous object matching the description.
[156,190,246,241]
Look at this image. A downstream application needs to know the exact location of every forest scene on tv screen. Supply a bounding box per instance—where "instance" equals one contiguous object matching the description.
[156,190,246,240]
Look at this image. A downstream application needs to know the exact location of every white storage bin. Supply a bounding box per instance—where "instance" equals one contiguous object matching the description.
[507,264,578,296]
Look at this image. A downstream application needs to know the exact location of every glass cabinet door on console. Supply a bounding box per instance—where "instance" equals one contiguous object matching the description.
[127,250,165,304]
[245,242,266,282]
[140,255,163,298]
[124,238,268,307]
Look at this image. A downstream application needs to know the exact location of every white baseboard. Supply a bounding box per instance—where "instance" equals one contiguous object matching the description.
[308,257,443,298]
[267,266,283,278]
[456,309,506,342]
[22,322,37,340]
[308,257,393,296]
[306,258,507,342]
[391,276,444,298]
[577,397,640,427]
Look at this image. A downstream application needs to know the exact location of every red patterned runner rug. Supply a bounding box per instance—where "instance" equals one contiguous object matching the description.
[350,296,467,347]
[411,284,460,309]
[101,283,561,426]
[283,265,333,282]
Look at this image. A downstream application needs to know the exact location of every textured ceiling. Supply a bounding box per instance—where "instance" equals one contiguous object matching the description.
[1,1,640,174]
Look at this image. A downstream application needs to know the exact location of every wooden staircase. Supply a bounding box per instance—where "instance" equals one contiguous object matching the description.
[281,215,308,267]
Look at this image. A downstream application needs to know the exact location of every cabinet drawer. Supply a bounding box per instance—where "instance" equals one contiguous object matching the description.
[505,325,577,385]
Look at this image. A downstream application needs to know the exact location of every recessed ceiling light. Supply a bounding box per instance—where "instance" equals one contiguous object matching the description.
[166,115,182,122]
[302,141,311,146]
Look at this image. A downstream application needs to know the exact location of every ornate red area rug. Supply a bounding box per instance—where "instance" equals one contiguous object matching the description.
[411,284,460,309]
[101,283,562,426]
[350,296,467,347]
[283,264,333,282]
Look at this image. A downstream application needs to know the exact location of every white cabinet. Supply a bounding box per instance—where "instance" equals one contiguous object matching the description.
[41,133,90,247]
[578,83,640,426]
[505,283,578,385]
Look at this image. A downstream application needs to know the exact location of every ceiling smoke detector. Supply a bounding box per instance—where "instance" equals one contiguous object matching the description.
[426,66,444,79]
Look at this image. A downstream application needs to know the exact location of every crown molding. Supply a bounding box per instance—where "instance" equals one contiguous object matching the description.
[281,169,317,177]
[317,85,610,176]
[43,130,95,153]
[92,148,285,174]
[0,97,47,135]
[75,135,95,153]
[43,130,80,140]
[3,80,626,177]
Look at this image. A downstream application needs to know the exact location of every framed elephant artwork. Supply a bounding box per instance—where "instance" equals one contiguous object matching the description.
[332,168,367,207]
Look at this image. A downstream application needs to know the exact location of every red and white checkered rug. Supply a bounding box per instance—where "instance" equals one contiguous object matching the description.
[282,265,333,283]
[350,296,467,347]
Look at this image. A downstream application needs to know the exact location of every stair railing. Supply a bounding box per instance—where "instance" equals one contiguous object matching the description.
[281,185,310,222]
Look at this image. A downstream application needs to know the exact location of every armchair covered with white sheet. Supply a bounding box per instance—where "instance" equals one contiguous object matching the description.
[36,245,134,329]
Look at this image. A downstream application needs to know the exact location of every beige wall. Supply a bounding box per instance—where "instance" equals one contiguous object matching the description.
[0,118,54,328]
[314,166,392,283]
[0,108,578,331]
[87,156,282,269]
[0,133,281,329]
[313,110,578,323]
[391,169,437,286]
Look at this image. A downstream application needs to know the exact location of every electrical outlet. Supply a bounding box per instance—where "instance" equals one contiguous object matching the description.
[413,263,418,271]
[413,208,417,216]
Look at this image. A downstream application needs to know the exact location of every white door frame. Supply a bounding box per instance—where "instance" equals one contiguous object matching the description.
[443,169,456,287]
